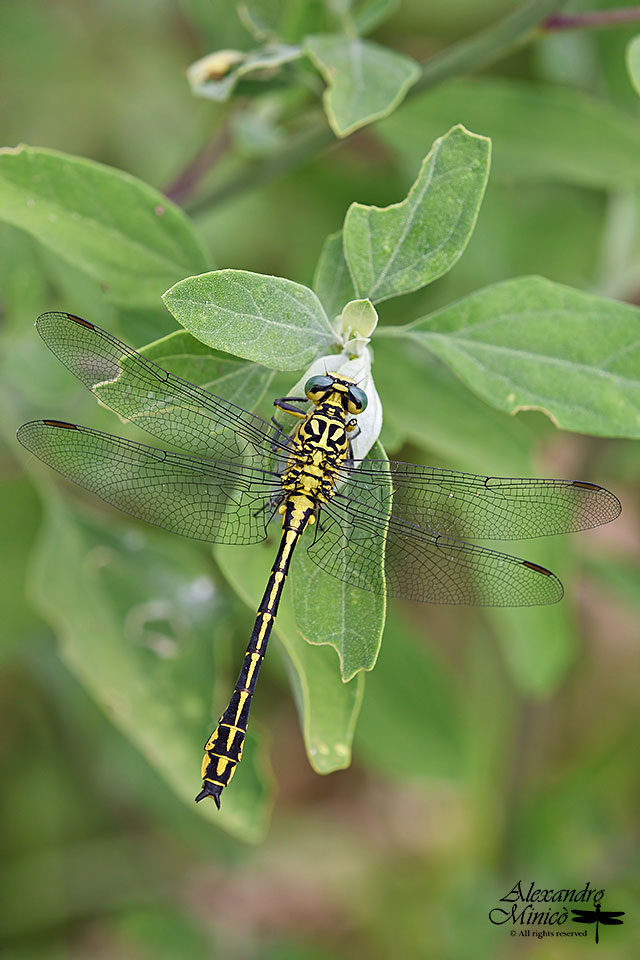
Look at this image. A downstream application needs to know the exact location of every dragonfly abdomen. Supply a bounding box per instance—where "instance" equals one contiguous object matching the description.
[196,518,308,807]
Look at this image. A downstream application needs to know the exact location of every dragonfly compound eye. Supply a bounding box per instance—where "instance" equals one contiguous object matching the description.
[304,374,334,402]
[347,385,368,414]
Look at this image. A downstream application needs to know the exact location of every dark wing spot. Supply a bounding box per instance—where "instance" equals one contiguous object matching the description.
[65,313,95,329]
[43,420,78,430]
[522,560,553,576]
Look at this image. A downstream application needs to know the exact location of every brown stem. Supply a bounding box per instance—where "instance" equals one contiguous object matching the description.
[164,122,232,205]
[543,7,640,31]
[186,121,333,214]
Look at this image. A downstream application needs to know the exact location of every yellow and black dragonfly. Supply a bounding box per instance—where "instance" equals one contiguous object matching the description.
[18,312,621,808]
[571,903,625,944]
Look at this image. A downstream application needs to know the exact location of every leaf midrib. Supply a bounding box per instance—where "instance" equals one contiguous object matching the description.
[176,294,333,343]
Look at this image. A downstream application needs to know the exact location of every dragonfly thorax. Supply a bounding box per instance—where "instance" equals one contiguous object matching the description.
[280,401,355,510]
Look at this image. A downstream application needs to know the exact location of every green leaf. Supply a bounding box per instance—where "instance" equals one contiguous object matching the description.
[304,34,419,137]
[343,125,491,303]
[215,537,364,773]
[312,230,356,321]
[37,245,118,333]
[238,0,396,43]
[0,145,209,308]
[238,0,332,43]
[291,442,388,681]
[0,477,43,655]
[373,337,535,476]
[291,545,385,681]
[140,330,274,410]
[117,306,177,348]
[0,223,49,328]
[354,608,462,779]
[29,499,272,840]
[378,78,640,192]
[427,180,607,305]
[380,275,640,438]
[339,298,378,341]
[351,0,399,35]
[187,43,302,102]
[626,35,640,96]
[163,268,336,371]
[283,618,364,776]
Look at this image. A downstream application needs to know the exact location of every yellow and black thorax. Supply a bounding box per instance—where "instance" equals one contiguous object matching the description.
[279,374,367,531]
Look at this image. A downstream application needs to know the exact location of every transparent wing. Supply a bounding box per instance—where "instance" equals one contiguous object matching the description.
[309,490,563,606]
[35,311,290,468]
[18,420,283,545]
[339,458,621,540]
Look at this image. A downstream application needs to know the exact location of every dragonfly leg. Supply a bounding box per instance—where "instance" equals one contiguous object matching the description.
[252,494,284,521]
[269,415,294,454]
[346,423,361,459]
[269,415,282,452]
[271,398,306,450]
[274,397,307,418]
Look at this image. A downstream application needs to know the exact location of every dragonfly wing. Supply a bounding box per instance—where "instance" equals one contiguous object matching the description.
[35,312,290,466]
[599,914,625,924]
[310,491,563,606]
[18,421,282,545]
[571,911,596,922]
[339,459,621,540]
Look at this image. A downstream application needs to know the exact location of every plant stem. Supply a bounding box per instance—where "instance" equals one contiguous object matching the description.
[164,122,231,206]
[544,7,640,32]
[187,121,334,215]
[188,0,570,215]
[413,0,568,95]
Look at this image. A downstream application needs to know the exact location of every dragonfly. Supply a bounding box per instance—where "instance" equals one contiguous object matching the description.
[17,312,621,808]
[571,903,625,944]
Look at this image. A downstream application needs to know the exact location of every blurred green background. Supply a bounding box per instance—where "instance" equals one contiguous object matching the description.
[1,1,639,958]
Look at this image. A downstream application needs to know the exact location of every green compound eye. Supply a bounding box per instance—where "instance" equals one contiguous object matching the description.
[347,386,368,413]
[304,375,334,399]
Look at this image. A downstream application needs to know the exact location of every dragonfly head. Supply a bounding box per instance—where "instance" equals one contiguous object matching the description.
[304,373,368,415]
